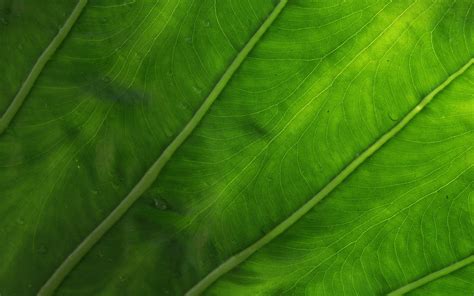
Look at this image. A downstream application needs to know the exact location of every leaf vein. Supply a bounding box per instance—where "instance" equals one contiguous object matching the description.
[0,0,88,134]
[185,58,474,295]
[37,1,289,294]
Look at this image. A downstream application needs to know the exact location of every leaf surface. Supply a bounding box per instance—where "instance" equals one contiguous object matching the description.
[0,0,472,295]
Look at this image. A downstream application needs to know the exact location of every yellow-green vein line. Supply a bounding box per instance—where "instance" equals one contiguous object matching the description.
[387,254,474,295]
[0,0,88,135]
[185,58,474,296]
[37,0,288,295]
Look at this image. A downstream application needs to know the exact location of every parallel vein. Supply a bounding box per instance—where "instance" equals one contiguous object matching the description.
[37,0,288,294]
[185,58,474,295]
[0,0,88,135]
[387,254,474,295]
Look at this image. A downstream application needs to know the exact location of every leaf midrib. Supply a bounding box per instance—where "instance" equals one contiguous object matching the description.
[37,0,289,295]
[0,0,88,135]
[185,58,474,295]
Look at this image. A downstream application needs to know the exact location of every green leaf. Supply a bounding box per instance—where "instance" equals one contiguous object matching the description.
[0,0,472,295]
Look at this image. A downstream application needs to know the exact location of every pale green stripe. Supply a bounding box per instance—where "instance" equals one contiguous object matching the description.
[185,58,474,296]
[387,254,474,295]
[0,0,88,135]
[37,1,288,295]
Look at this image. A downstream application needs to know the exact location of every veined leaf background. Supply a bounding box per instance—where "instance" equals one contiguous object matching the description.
[0,0,473,295]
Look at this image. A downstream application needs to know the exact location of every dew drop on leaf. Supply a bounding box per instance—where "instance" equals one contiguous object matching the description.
[388,112,398,121]
[37,246,47,254]
[154,198,168,210]
[164,127,172,137]
[192,86,202,94]
[178,102,189,111]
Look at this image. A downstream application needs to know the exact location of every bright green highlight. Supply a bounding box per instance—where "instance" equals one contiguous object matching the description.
[186,58,474,295]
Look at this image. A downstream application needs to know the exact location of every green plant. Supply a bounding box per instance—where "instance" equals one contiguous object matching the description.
[0,0,472,295]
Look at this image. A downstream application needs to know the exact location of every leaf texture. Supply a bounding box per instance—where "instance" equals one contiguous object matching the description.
[0,0,472,295]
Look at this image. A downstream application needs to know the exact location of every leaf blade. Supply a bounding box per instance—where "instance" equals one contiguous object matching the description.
[186,57,474,295]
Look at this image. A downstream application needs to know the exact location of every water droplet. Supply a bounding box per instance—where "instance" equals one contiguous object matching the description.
[17,218,25,225]
[38,246,47,254]
[192,86,202,94]
[388,112,398,121]
[203,20,210,27]
[185,37,192,44]
[0,17,8,25]
[166,70,173,77]
[164,127,172,137]
[119,275,126,282]
[154,198,168,210]
[5,127,16,137]
[77,165,81,169]
[92,190,98,195]
[178,102,189,110]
